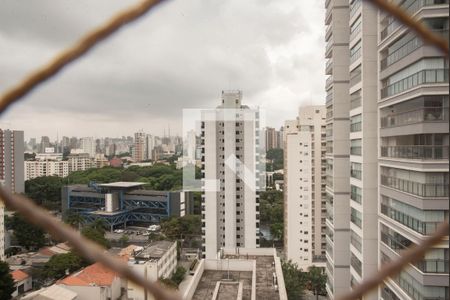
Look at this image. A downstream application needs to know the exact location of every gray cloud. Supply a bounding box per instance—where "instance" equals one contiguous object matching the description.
[0,0,325,139]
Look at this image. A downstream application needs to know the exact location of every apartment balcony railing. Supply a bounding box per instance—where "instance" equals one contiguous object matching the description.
[380,175,449,197]
[351,169,362,180]
[350,22,362,42]
[326,76,333,89]
[350,92,361,109]
[380,106,448,128]
[351,254,362,276]
[351,210,362,228]
[351,233,362,252]
[380,203,445,235]
[350,69,362,87]
[381,68,449,99]
[350,0,362,18]
[350,121,362,132]
[325,25,332,41]
[351,146,362,156]
[350,47,362,65]
[381,35,422,70]
[326,175,334,189]
[351,191,362,204]
[326,91,333,105]
[415,259,449,274]
[380,0,450,41]
[381,145,449,160]
[326,58,333,74]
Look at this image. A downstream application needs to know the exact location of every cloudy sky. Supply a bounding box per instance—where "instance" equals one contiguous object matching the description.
[0,0,325,140]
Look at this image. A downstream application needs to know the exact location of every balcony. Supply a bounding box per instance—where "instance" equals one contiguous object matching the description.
[326,91,333,106]
[350,146,362,156]
[380,106,448,128]
[350,91,361,109]
[380,0,450,41]
[350,0,362,18]
[326,76,333,89]
[350,21,362,42]
[380,145,449,160]
[351,208,362,228]
[351,231,362,252]
[381,35,422,70]
[381,68,449,99]
[351,253,362,276]
[326,58,333,75]
[415,259,449,274]
[349,66,362,87]
[325,5,332,25]
[380,175,449,197]
[326,106,333,119]
[380,203,447,236]
[325,25,332,41]
[326,37,333,57]
[350,122,362,133]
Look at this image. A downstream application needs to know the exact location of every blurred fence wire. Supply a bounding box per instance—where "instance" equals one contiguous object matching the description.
[0,0,448,299]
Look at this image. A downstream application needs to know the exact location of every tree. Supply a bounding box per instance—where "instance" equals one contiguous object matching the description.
[63,209,84,230]
[0,261,15,300]
[119,235,129,247]
[10,213,46,250]
[308,266,327,299]
[81,221,110,249]
[160,215,201,239]
[270,222,284,241]
[266,148,284,171]
[282,260,307,300]
[171,266,186,285]
[25,176,64,210]
[43,252,83,280]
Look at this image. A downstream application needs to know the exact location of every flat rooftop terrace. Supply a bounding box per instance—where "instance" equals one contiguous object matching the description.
[191,270,252,300]
[223,255,280,300]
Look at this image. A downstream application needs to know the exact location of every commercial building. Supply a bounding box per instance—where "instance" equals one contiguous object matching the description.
[284,106,327,269]
[201,90,264,259]
[62,182,193,231]
[127,241,177,300]
[0,129,24,193]
[324,0,449,298]
[377,1,449,299]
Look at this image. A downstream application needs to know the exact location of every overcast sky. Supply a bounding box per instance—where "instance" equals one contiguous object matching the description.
[0,0,325,140]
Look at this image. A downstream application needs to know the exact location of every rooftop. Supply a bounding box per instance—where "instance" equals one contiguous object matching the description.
[22,284,77,300]
[11,269,30,282]
[192,270,252,300]
[134,240,174,260]
[58,262,118,287]
[97,182,145,188]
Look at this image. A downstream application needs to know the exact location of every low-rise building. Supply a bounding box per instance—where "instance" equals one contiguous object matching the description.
[22,284,77,300]
[58,262,125,300]
[62,182,194,231]
[11,269,32,298]
[180,248,288,300]
[127,241,177,300]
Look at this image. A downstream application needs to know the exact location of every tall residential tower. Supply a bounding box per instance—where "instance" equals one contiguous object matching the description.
[201,90,264,259]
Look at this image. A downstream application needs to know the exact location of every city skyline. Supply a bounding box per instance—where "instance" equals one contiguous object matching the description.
[0,0,326,140]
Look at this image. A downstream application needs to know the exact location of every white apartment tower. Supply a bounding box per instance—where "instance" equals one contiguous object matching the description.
[0,200,4,260]
[324,0,351,297]
[0,129,24,194]
[284,106,327,270]
[81,137,96,158]
[325,0,449,298]
[377,1,449,299]
[201,90,263,259]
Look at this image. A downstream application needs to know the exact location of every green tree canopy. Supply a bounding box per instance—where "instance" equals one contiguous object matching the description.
[0,261,15,300]
[43,252,83,280]
[282,260,308,300]
[308,266,327,299]
[10,213,46,250]
[81,220,110,249]
[25,176,64,210]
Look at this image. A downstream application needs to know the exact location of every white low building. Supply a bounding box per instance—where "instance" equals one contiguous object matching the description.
[127,241,177,300]
[11,269,33,298]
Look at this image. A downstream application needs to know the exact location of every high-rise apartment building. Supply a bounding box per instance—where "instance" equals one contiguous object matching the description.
[133,131,146,162]
[39,136,51,153]
[146,134,154,161]
[0,129,24,194]
[324,0,351,297]
[68,153,93,172]
[284,106,327,269]
[201,90,263,259]
[25,160,69,180]
[377,2,449,299]
[81,137,96,158]
[265,127,283,150]
[324,0,449,299]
